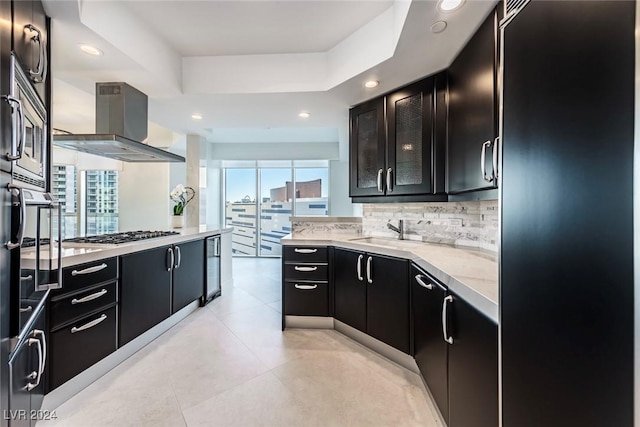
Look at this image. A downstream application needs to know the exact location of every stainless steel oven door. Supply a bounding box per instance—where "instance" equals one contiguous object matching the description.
[9,186,61,339]
[8,54,47,190]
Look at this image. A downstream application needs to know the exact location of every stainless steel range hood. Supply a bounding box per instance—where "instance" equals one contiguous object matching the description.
[53,82,185,163]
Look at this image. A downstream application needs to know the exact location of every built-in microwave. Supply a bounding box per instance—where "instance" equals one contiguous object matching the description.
[6,53,47,190]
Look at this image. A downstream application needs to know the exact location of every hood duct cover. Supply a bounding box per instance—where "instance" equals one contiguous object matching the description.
[53,82,185,163]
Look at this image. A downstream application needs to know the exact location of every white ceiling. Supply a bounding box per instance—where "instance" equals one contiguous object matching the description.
[45,0,498,152]
[123,1,395,56]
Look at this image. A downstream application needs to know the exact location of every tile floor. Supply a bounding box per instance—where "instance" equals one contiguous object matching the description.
[40,258,442,427]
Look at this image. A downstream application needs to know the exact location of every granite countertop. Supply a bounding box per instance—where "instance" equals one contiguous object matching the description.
[281,232,498,323]
[23,225,233,269]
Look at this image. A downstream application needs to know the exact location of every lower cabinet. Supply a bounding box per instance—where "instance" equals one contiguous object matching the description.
[48,306,117,391]
[119,246,172,347]
[334,248,409,354]
[447,291,498,427]
[282,246,331,319]
[8,305,46,427]
[172,239,205,314]
[411,265,449,423]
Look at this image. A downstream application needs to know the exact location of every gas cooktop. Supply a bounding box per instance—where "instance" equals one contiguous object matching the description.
[63,230,180,245]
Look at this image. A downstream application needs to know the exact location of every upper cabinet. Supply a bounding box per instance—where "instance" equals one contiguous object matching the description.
[447,7,500,197]
[349,73,447,202]
[12,0,49,103]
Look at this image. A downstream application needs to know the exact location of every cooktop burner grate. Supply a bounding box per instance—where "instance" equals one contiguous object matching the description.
[63,230,180,245]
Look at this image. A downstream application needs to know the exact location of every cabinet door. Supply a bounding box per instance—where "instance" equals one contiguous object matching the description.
[172,240,205,314]
[447,292,498,427]
[8,337,32,427]
[411,265,448,423]
[366,254,409,353]
[349,97,386,197]
[386,78,433,196]
[119,246,172,347]
[333,248,366,332]
[448,8,498,194]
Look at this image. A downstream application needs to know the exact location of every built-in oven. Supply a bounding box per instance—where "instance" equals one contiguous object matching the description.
[5,53,47,190]
[7,185,61,341]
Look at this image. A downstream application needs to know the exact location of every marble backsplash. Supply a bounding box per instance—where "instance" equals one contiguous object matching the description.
[363,201,498,252]
[291,217,363,235]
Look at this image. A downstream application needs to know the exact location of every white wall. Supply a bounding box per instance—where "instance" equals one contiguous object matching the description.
[118,162,170,230]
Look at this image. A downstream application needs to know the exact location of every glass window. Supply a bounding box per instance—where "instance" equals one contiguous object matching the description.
[225,168,257,256]
[294,168,329,216]
[51,165,78,239]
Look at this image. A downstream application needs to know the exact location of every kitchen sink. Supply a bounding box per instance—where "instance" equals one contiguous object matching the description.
[348,237,420,248]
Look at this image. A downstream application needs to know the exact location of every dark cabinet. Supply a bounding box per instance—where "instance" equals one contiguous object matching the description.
[349,98,385,197]
[47,258,118,392]
[411,265,448,423]
[333,248,366,332]
[448,7,499,195]
[48,306,117,391]
[119,245,172,347]
[446,291,498,427]
[282,246,331,321]
[349,74,447,202]
[334,248,409,354]
[172,239,205,314]
[11,0,48,102]
[8,304,46,427]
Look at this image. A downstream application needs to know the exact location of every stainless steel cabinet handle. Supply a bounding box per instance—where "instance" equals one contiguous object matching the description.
[294,266,317,272]
[442,295,454,345]
[20,275,33,281]
[493,137,500,180]
[481,140,493,182]
[32,329,46,375]
[415,274,433,290]
[25,24,45,81]
[2,96,25,161]
[175,246,181,269]
[5,186,25,249]
[294,284,318,290]
[386,168,393,193]
[377,169,384,193]
[167,247,174,271]
[294,248,317,254]
[366,256,373,284]
[24,337,42,391]
[71,289,108,305]
[356,254,363,281]
[71,314,107,334]
[19,305,32,313]
[71,263,107,276]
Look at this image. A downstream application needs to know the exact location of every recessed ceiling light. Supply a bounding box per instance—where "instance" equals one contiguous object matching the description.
[431,21,448,33]
[438,0,465,12]
[191,113,203,120]
[78,44,103,56]
[364,80,379,89]
[298,111,310,118]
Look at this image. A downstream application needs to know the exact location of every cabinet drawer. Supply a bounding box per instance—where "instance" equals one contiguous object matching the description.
[283,246,328,263]
[59,258,118,295]
[284,281,329,316]
[283,263,328,281]
[50,281,117,330]
[48,306,117,391]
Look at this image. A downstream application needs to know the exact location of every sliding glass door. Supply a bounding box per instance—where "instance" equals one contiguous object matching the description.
[224,168,257,256]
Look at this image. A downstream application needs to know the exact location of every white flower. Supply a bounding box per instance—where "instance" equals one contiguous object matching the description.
[176,184,185,194]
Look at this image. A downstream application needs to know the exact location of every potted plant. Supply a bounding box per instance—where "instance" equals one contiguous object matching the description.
[170,184,195,228]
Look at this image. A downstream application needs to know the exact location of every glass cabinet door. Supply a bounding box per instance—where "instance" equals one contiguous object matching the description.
[349,97,386,197]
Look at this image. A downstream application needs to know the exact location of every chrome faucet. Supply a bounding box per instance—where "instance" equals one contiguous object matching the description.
[387,220,404,240]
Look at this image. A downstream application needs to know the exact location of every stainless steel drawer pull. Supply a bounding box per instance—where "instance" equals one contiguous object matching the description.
[19,305,33,313]
[71,289,108,305]
[294,266,317,272]
[32,329,46,375]
[294,248,317,254]
[24,338,42,391]
[71,314,107,334]
[294,284,318,290]
[71,263,108,276]
[20,275,33,281]
[415,275,433,290]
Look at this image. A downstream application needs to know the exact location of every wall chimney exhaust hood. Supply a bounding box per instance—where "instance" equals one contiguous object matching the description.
[53,82,185,163]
